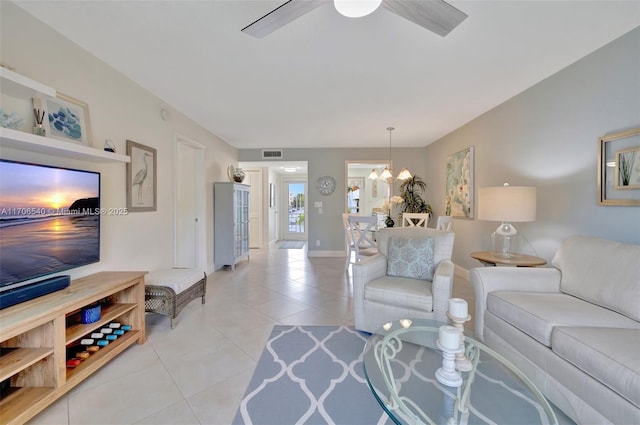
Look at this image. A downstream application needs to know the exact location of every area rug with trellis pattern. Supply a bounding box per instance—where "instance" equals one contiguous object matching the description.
[232,325,391,425]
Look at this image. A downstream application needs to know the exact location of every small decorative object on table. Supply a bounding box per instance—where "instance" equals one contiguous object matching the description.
[436,325,463,387]
[447,298,473,371]
[80,303,101,324]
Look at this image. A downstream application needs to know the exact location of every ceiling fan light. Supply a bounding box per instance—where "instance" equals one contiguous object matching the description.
[396,168,412,180]
[368,169,379,179]
[334,0,382,18]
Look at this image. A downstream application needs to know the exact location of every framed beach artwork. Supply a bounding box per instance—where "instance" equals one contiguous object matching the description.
[35,93,92,147]
[445,146,474,219]
[126,140,157,212]
[598,128,640,206]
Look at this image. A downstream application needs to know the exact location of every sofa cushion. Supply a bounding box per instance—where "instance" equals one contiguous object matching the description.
[552,235,640,321]
[552,327,640,408]
[365,276,433,311]
[387,236,434,281]
[487,291,639,346]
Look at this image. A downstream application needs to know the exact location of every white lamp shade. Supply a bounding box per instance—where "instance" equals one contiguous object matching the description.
[396,168,412,180]
[379,167,393,180]
[478,185,537,222]
[334,0,382,18]
[368,169,379,179]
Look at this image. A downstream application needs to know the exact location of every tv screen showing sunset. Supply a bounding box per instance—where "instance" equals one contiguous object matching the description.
[0,160,100,286]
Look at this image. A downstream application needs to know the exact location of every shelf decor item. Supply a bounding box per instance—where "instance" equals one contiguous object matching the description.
[0,108,24,130]
[126,139,157,212]
[33,108,45,136]
[34,93,92,146]
[80,303,101,324]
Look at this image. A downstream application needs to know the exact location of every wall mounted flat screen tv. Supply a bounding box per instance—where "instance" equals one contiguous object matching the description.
[0,159,100,291]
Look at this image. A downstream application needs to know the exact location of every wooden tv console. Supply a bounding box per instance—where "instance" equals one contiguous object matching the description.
[0,271,146,424]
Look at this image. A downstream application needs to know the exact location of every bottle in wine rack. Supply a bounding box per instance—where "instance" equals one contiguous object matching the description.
[108,322,132,331]
[81,338,108,346]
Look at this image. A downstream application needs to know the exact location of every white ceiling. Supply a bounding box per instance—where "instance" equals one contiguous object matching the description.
[13,1,640,149]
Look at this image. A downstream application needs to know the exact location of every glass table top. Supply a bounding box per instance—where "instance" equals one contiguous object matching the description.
[362,319,574,425]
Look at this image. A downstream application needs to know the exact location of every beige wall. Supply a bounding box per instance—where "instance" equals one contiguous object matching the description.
[1,2,237,277]
[423,27,640,269]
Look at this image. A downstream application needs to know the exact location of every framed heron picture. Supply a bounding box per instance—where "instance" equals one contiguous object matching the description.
[126,140,157,212]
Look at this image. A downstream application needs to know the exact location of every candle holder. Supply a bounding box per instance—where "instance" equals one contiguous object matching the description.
[447,311,473,372]
[435,340,463,387]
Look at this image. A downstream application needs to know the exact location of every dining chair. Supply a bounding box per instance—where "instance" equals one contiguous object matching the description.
[402,213,430,227]
[347,215,378,266]
[342,213,355,271]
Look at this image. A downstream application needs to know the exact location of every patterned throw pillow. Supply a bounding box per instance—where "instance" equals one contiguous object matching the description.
[387,236,435,281]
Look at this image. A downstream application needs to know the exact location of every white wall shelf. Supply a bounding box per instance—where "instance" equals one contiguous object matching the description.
[1,67,129,163]
[0,67,56,98]
[0,128,130,163]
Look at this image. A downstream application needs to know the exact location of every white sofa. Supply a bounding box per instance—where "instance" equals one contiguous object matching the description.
[471,235,640,424]
[353,227,455,333]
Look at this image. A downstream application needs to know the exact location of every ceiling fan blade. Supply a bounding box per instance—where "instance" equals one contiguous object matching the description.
[241,0,326,38]
[382,0,467,37]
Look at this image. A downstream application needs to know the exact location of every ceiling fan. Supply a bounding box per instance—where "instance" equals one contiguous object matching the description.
[241,0,467,39]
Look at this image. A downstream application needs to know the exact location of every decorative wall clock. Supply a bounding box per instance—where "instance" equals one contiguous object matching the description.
[316,175,336,195]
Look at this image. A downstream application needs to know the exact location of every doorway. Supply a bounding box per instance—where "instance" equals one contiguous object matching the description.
[174,135,205,269]
[345,161,390,217]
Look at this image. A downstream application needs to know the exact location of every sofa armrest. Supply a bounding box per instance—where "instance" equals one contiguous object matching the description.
[470,267,561,341]
[353,254,387,300]
[432,260,455,322]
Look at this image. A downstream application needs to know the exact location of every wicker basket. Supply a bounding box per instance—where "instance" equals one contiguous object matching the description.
[144,271,206,328]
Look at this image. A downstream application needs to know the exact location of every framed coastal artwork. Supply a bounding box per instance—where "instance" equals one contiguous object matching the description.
[34,93,92,146]
[126,140,157,212]
[445,146,474,219]
[598,128,640,206]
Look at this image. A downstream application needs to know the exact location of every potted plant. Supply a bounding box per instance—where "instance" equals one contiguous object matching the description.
[398,175,433,217]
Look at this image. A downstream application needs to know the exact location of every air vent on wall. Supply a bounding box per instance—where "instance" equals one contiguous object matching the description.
[262,149,283,159]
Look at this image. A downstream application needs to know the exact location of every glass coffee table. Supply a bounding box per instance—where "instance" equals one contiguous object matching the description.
[363,319,573,425]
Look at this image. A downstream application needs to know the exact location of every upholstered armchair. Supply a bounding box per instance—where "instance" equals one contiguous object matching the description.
[352,227,455,333]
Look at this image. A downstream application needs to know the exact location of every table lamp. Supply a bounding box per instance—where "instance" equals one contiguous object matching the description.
[477,183,536,258]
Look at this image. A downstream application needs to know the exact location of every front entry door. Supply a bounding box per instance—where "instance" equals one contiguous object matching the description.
[282,178,306,241]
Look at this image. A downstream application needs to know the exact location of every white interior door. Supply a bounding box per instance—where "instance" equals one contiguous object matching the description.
[243,168,263,248]
[174,135,205,269]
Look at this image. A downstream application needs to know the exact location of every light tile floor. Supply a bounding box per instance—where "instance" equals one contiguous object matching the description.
[28,244,474,425]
